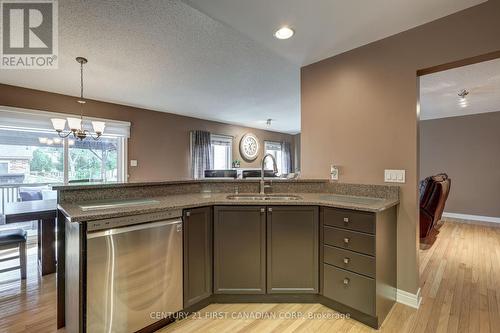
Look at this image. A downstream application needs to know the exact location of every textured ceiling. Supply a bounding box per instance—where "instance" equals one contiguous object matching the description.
[420,58,500,120]
[0,0,300,133]
[0,0,487,133]
[185,0,486,66]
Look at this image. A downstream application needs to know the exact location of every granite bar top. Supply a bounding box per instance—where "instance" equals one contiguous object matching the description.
[52,178,328,191]
[59,192,399,223]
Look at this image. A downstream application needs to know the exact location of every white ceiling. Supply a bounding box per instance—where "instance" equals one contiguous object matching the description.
[184,0,486,66]
[420,58,500,120]
[0,0,300,133]
[0,0,486,133]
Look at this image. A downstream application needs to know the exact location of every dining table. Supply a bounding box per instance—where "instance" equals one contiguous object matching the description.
[2,199,58,275]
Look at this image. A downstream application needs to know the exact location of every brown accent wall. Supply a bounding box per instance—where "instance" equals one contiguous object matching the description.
[0,84,293,181]
[301,0,500,293]
[420,112,500,218]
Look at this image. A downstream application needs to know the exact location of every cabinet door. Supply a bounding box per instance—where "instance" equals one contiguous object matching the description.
[267,206,319,293]
[183,207,212,307]
[214,206,266,294]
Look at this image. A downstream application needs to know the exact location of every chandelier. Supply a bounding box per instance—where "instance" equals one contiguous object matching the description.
[51,57,105,140]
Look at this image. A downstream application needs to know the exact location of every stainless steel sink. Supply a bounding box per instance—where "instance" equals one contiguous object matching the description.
[226,194,302,201]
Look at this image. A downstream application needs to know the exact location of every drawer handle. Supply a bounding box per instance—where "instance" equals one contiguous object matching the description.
[343,278,350,286]
[343,217,349,224]
[343,257,350,264]
[343,237,350,245]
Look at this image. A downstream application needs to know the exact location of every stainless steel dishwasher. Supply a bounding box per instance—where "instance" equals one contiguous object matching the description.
[86,211,183,333]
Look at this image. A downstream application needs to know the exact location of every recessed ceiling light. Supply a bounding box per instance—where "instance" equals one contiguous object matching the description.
[274,27,294,40]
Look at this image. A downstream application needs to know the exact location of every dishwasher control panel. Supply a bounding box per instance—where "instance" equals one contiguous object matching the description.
[87,209,182,232]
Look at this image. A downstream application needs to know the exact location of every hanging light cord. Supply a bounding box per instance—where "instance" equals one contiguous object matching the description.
[80,60,84,101]
[78,59,86,122]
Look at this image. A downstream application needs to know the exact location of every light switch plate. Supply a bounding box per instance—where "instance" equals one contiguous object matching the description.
[130,160,138,167]
[384,169,405,183]
[330,165,339,181]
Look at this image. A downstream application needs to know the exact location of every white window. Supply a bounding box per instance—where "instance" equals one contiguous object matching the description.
[67,136,125,183]
[0,107,130,236]
[0,107,130,185]
[0,162,8,174]
[264,141,283,174]
[210,134,233,170]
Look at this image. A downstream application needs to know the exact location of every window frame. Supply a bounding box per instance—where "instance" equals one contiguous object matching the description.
[65,136,127,183]
[0,107,130,184]
[210,134,233,170]
[264,140,283,174]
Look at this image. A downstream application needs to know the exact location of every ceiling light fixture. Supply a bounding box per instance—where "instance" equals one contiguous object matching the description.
[458,89,469,108]
[458,89,469,99]
[274,26,294,40]
[51,57,105,141]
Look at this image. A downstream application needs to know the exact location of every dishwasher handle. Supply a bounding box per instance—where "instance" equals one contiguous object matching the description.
[87,219,182,239]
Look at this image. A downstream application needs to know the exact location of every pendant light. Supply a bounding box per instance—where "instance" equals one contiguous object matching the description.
[51,57,105,140]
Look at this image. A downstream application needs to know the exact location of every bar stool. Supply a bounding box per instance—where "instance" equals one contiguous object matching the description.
[0,229,27,279]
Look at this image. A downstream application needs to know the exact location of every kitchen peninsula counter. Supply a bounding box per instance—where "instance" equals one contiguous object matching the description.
[58,191,399,222]
[54,179,399,222]
[54,179,400,332]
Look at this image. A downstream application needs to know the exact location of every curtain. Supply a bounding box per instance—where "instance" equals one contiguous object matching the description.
[191,130,212,179]
[281,141,292,175]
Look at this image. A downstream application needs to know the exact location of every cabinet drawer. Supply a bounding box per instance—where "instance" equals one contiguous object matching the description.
[323,208,375,234]
[324,226,375,256]
[324,245,375,278]
[323,264,375,315]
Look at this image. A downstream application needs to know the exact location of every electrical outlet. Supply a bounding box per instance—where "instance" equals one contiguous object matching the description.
[384,169,405,183]
[130,160,138,167]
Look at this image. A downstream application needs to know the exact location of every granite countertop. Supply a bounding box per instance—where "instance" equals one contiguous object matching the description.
[52,178,328,191]
[59,192,399,223]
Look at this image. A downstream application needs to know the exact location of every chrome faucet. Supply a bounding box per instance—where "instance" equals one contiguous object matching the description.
[260,153,278,195]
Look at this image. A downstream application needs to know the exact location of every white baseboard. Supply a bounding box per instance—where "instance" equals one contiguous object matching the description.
[442,212,500,224]
[396,288,421,309]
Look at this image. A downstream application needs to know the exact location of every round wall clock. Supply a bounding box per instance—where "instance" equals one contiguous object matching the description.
[240,133,259,161]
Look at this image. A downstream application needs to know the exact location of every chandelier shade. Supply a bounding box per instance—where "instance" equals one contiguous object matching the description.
[67,117,82,131]
[50,57,105,141]
[91,121,106,134]
[51,118,66,131]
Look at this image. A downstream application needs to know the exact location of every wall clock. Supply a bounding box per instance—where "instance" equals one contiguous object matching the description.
[240,133,259,161]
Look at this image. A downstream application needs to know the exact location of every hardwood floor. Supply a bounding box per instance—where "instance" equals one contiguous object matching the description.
[1,221,499,332]
[0,237,62,333]
[160,221,500,333]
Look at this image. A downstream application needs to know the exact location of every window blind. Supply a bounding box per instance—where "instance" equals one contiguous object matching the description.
[0,106,131,138]
[210,134,233,146]
[265,141,282,151]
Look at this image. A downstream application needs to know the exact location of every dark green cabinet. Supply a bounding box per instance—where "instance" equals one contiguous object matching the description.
[214,206,266,294]
[183,207,212,307]
[267,206,319,293]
